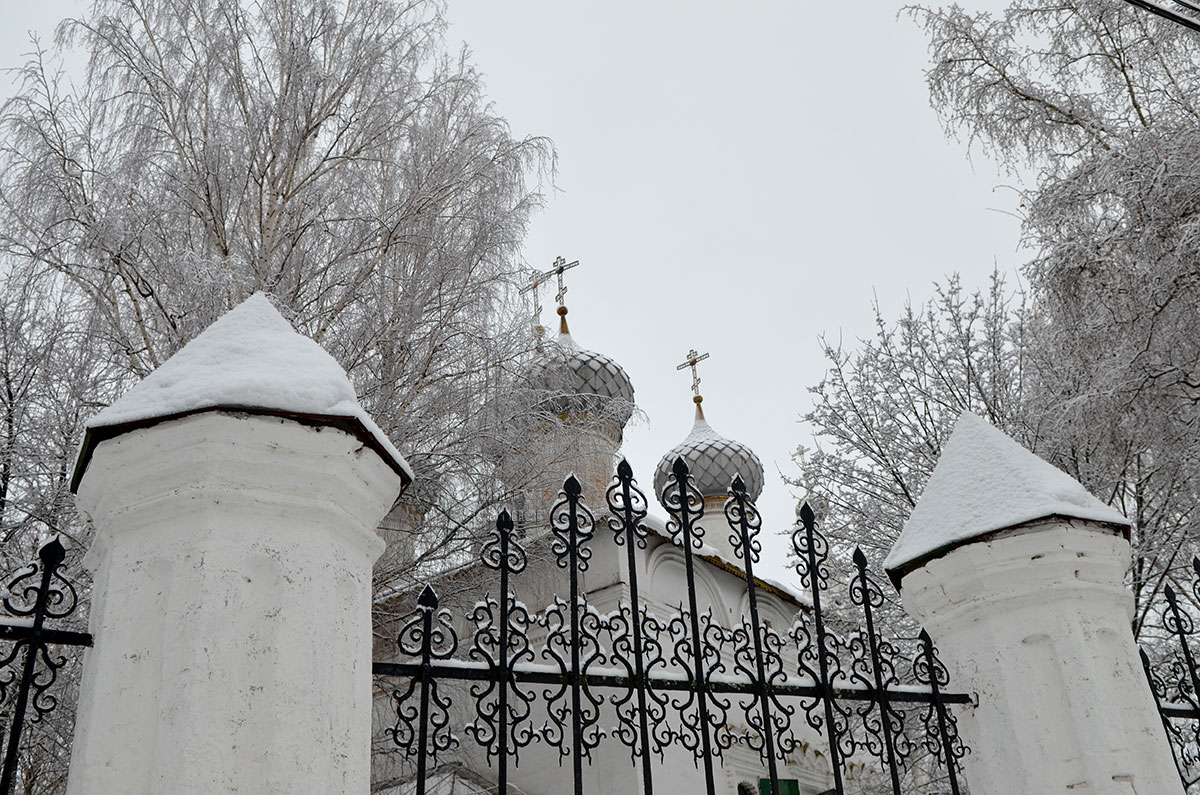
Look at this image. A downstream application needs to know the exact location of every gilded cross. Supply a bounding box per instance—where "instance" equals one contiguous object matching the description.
[676,349,710,398]
[520,269,548,333]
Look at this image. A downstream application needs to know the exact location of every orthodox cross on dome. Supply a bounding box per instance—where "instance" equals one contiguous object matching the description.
[545,256,579,309]
[676,349,710,402]
[520,269,548,339]
[524,256,580,335]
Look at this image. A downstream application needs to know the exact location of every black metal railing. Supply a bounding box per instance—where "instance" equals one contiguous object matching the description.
[374,458,971,795]
[1142,557,1200,791]
[0,538,91,795]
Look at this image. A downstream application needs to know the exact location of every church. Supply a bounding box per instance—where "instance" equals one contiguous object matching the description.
[371,262,840,795]
[55,285,1173,795]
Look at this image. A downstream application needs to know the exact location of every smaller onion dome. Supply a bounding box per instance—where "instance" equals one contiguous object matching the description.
[526,307,635,425]
[654,397,764,502]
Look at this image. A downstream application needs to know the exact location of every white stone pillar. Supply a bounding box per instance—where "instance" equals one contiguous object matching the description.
[68,410,401,795]
[899,519,1182,795]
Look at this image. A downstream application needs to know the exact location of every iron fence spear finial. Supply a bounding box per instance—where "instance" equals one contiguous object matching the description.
[790,500,847,795]
[662,455,720,795]
[38,539,65,569]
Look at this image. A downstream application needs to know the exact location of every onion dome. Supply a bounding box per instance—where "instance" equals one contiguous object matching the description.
[527,306,635,425]
[654,397,764,502]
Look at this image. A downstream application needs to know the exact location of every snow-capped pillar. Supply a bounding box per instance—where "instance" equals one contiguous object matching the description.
[887,413,1180,795]
[65,295,410,795]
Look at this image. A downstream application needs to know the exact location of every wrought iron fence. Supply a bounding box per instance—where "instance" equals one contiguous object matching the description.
[0,538,91,795]
[1141,557,1200,791]
[374,458,971,795]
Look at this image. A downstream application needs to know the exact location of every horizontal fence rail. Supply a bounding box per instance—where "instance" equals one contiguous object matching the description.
[374,459,971,795]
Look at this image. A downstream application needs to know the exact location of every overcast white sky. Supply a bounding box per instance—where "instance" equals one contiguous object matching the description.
[441,1,1028,578]
[4,0,1026,581]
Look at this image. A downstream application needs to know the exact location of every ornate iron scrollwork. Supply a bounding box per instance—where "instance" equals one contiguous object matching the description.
[465,510,537,794]
[0,537,92,795]
[386,584,459,790]
[376,463,971,795]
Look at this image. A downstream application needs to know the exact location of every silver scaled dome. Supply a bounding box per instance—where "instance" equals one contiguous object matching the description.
[654,401,764,502]
[527,308,635,424]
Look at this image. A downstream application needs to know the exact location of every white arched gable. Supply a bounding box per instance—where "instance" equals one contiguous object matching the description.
[644,544,730,619]
[735,589,800,634]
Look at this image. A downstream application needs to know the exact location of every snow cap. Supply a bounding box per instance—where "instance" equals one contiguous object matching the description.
[884,412,1128,585]
[72,293,412,491]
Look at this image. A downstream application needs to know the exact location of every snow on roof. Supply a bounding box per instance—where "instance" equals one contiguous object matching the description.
[73,293,411,487]
[884,412,1128,580]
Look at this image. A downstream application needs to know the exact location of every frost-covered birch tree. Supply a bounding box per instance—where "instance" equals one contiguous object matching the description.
[0,0,561,578]
[795,274,1031,561]
[0,261,112,795]
[799,0,1200,639]
[0,3,565,787]
[0,265,112,564]
[920,0,1200,631]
